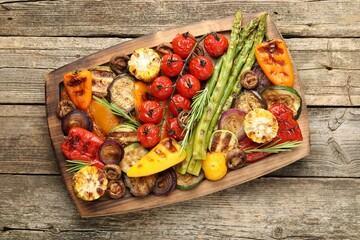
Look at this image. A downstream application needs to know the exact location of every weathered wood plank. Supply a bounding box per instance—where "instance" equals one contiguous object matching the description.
[0,0,359,37]
[0,37,359,105]
[0,175,359,239]
[0,105,359,177]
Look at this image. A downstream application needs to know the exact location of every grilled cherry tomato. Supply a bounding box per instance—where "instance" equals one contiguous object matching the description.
[137,123,161,148]
[161,53,184,77]
[150,76,173,100]
[169,94,191,117]
[176,74,200,99]
[138,100,164,124]
[204,33,229,57]
[167,118,185,141]
[189,56,214,81]
[172,32,196,59]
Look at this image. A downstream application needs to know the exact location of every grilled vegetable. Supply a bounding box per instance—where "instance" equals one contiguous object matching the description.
[176,171,204,190]
[233,90,267,113]
[72,166,108,201]
[218,108,247,140]
[255,39,294,87]
[225,148,246,170]
[61,109,93,135]
[107,179,126,199]
[126,138,187,177]
[252,65,272,93]
[240,70,259,90]
[152,168,177,196]
[107,129,139,146]
[128,47,161,83]
[63,69,93,111]
[56,100,76,119]
[89,66,115,97]
[262,85,302,119]
[202,152,227,181]
[208,130,238,153]
[120,143,148,173]
[244,108,279,143]
[109,54,129,75]
[124,174,158,197]
[109,74,136,114]
[103,164,122,180]
[98,140,124,165]
[61,127,105,169]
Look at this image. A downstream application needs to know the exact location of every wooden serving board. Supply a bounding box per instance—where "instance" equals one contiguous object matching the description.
[45,13,310,218]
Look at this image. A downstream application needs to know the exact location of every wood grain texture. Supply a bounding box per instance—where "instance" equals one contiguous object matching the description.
[1,175,359,239]
[1,37,359,105]
[0,0,359,37]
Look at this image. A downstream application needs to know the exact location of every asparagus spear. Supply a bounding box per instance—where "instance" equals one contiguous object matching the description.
[192,10,242,161]
[222,13,267,112]
[204,29,258,144]
[234,16,261,56]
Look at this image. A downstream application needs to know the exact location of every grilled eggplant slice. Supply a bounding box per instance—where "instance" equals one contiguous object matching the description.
[120,143,148,173]
[233,90,267,113]
[124,174,158,197]
[109,74,135,114]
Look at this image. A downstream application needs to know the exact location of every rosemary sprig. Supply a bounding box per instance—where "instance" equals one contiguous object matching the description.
[180,88,210,154]
[93,95,141,128]
[66,160,94,173]
[244,140,302,154]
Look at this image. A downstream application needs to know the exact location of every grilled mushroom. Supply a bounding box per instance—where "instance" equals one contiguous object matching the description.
[103,164,122,180]
[56,100,76,119]
[107,179,126,199]
[226,148,247,170]
[109,54,130,75]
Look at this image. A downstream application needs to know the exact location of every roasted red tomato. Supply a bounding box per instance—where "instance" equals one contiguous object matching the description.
[161,53,184,77]
[167,118,185,141]
[176,74,201,99]
[150,76,173,100]
[189,56,214,80]
[138,100,164,124]
[204,33,229,57]
[172,32,196,59]
[137,123,161,148]
[169,94,191,117]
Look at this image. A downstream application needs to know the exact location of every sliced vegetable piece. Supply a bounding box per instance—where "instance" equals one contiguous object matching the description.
[107,179,126,199]
[218,108,247,140]
[120,143,148,173]
[109,74,135,114]
[98,140,124,165]
[72,166,108,201]
[103,164,122,180]
[61,109,93,135]
[56,100,76,119]
[262,85,302,119]
[176,171,204,190]
[208,130,238,153]
[124,174,158,197]
[244,108,278,143]
[128,47,161,83]
[89,66,115,97]
[226,148,246,170]
[152,168,177,196]
[233,90,267,113]
[126,138,186,177]
[107,129,138,147]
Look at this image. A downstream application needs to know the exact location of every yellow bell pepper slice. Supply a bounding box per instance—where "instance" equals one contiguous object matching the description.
[127,138,186,177]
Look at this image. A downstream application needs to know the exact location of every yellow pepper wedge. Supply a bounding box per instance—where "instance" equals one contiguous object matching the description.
[127,138,186,177]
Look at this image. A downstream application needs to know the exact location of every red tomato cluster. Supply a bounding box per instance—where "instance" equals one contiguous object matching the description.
[137,31,228,148]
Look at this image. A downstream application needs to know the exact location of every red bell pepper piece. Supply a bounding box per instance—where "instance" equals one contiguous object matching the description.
[61,127,105,169]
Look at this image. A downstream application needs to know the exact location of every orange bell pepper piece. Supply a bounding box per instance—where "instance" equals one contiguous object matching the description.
[133,81,149,116]
[255,39,294,87]
[63,69,93,110]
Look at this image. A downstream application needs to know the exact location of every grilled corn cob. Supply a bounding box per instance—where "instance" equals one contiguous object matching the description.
[128,48,161,83]
[244,108,278,143]
[72,166,108,201]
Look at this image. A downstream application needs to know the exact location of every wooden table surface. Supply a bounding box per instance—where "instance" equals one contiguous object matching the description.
[1,1,359,239]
